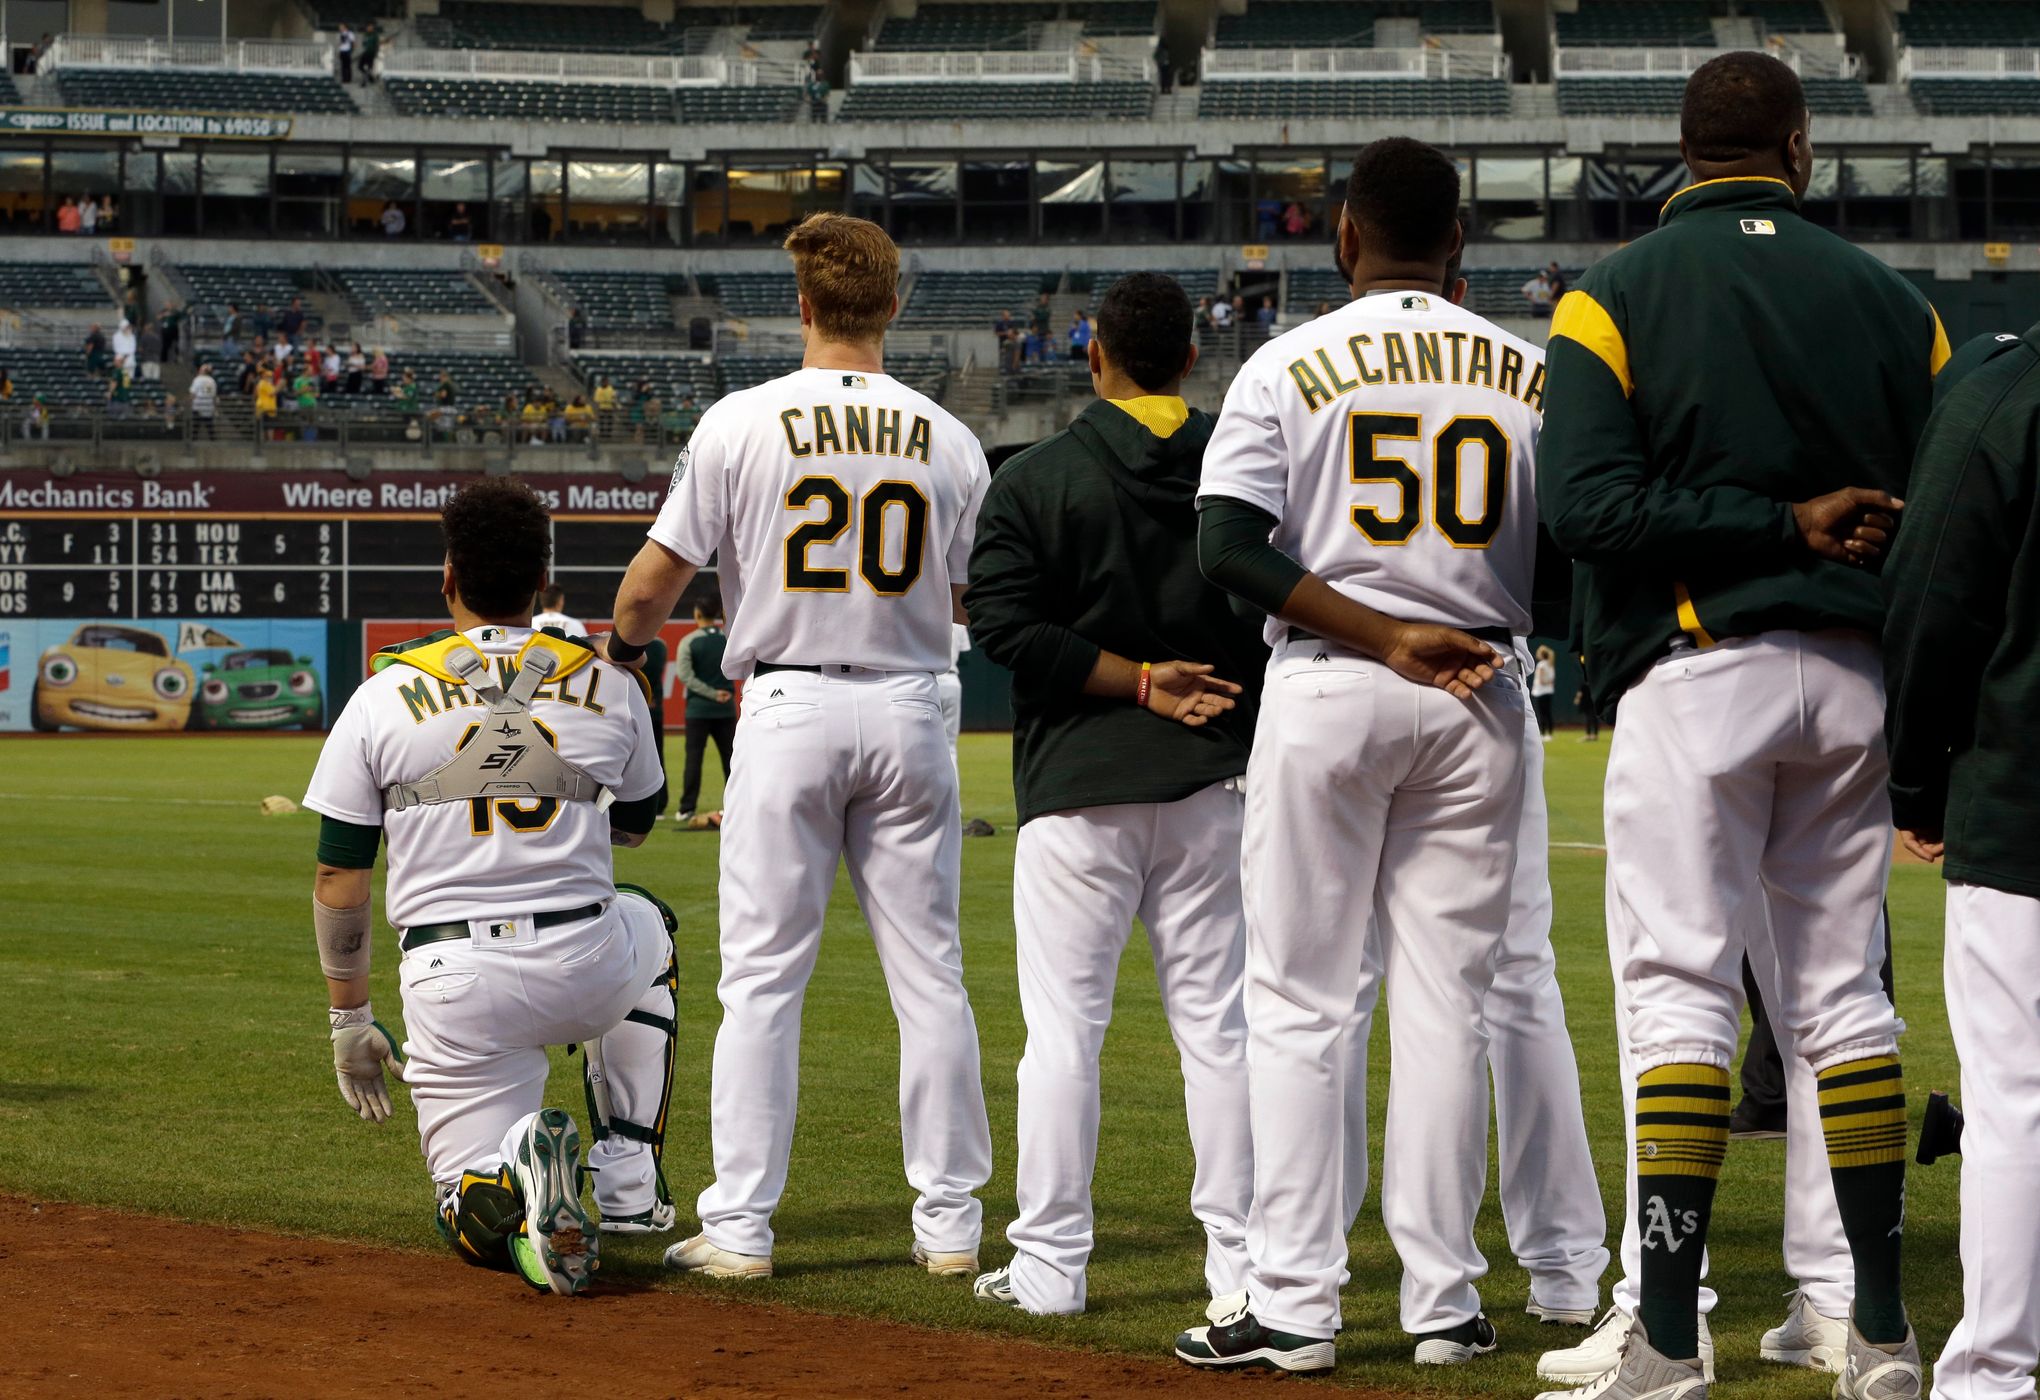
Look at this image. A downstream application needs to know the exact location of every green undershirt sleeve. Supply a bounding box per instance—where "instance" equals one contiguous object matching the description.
[1197,497,1307,617]
[316,815,382,869]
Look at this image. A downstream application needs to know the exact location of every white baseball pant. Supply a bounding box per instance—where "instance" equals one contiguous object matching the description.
[1241,637,1525,1340]
[1003,778,1253,1314]
[937,668,963,775]
[1932,880,2040,1400]
[696,665,993,1258]
[400,893,674,1218]
[1341,670,1608,1323]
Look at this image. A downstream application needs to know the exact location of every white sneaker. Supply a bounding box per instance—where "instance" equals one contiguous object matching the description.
[1530,1300,1600,1327]
[973,1266,1020,1307]
[1535,1319,1707,1400]
[1540,1309,1714,1385]
[663,1232,772,1278]
[912,1243,979,1277]
[1833,1321,1922,1400]
[1760,1290,1849,1373]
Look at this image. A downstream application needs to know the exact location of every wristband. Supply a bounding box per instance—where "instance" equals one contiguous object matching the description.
[1136,661,1153,709]
[329,1002,374,1029]
[606,634,647,663]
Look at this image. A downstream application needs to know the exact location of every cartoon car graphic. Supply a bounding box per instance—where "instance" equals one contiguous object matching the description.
[31,624,196,732]
[197,649,323,730]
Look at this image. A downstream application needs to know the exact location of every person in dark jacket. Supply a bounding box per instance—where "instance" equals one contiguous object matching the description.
[965,271,1262,1318]
[674,597,736,823]
[1537,53,1940,1398]
[1883,324,2040,1400]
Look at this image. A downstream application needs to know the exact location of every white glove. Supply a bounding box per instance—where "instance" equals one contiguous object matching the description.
[330,1003,406,1123]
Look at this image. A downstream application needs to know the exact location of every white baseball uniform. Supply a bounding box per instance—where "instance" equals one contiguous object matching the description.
[1200,288,1544,1339]
[532,609,588,639]
[303,626,676,1218]
[938,620,968,773]
[1341,647,1609,1320]
[648,365,994,1258]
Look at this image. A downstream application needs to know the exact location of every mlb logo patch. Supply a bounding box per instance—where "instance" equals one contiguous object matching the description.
[486,921,517,941]
[842,374,868,389]
[1400,294,1431,311]
[1740,218,1777,236]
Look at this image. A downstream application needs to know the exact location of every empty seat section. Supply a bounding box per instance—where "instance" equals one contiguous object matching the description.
[558,271,682,330]
[1077,1,1158,35]
[1739,0,1836,32]
[55,68,356,113]
[7,348,168,406]
[1554,1,1715,45]
[902,270,1057,327]
[0,263,114,309]
[1910,77,2040,114]
[1197,77,1508,118]
[1898,1,2040,46]
[675,86,805,122]
[839,81,1155,120]
[416,0,680,52]
[698,271,799,318]
[385,77,672,122]
[1285,266,1350,312]
[733,5,824,39]
[336,269,497,316]
[1084,267,1220,312]
[570,352,717,402]
[873,3,1058,51]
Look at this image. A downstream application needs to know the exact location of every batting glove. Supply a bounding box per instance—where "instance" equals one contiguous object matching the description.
[330,1003,406,1123]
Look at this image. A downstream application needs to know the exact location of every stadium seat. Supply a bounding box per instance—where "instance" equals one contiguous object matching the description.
[1739,0,1837,33]
[1898,0,2040,46]
[1554,1,1715,46]
[414,0,684,53]
[334,269,498,317]
[1285,266,1350,312]
[734,5,825,41]
[674,86,805,122]
[0,70,20,105]
[176,266,312,320]
[1213,0,1494,47]
[55,68,357,114]
[0,263,115,310]
[697,271,799,318]
[557,271,686,330]
[307,0,399,30]
[569,352,717,403]
[1197,78,1509,119]
[1556,75,1869,116]
[839,81,1155,121]
[871,3,1059,52]
[385,77,674,123]
[902,271,1059,328]
[5,348,167,407]
[1077,1,1159,36]
[1910,77,2040,115]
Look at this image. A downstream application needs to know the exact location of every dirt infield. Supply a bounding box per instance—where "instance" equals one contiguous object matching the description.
[1,1197,1386,1398]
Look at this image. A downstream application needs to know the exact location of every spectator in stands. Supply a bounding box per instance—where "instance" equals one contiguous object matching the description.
[122,289,141,327]
[593,376,619,435]
[83,324,110,379]
[1257,295,1278,330]
[28,34,51,76]
[337,24,356,85]
[189,363,218,440]
[1545,261,1568,300]
[24,394,49,441]
[1280,201,1311,239]
[105,369,134,420]
[112,320,136,376]
[137,320,162,382]
[669,392,701,445]
[158,300,183,365]
[321,342,343,392]
[253,303,276,342]
[520,395,546,445]
[279,298,304,348]
[565,394,595,443]
[1520,267,1555,316]
[1194,295,1214,332]
[236,352,260,396]
[993,308,1020,373]
[434,369,459,412]
[271,338,293,370]
[379,200,406,238]
[255,370,279,437]
[394,369,420,415]
[221,303,244,357]
[0,368,11,403]
[79,195,99,236]
[1209,295,1234,330]
[567,307,587,350]
[56,197,81,234]
[448,202,473,243]
[1157,48,1172,94]
[292,364,320,439]
[160,391,180,432]
[1068,310,1093,363]
[805,69,830,121]
[98,195,117,232]
[1030,293,1053,364]
[345,342,366,394]
[1229,293,1247,327]
[359,23,380,84]
[639,387,664,445]
[369,347,389,394]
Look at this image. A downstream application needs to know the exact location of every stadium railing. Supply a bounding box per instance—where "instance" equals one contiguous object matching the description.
[377,46,769,86]
[1552,43,1861,77]
[1897,46,2040,79]
[1199,46,1506,79]
[42,33,336,75]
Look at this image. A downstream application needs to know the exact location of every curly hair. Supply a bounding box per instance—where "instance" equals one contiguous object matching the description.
[441,477,552,618]
[1097,272,1195,395]
[1682,52,1806,165]
[1344,138,1462,264]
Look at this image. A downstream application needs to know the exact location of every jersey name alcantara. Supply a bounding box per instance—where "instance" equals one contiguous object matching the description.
[648,366,990,677]
[303,626,663,929]
[1199,289,1545,644]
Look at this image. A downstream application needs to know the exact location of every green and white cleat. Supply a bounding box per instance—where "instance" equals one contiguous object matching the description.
[599,1199,677,1236]
[508,1108,599,1296]
[973,1266,1021,1308]
[1175,1295,1336,1375]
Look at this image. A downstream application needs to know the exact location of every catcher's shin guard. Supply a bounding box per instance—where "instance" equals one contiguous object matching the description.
[583,885,678,1225]
[435,1166,524,1274]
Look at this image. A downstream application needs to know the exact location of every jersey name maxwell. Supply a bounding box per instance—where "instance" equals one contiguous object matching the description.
[1285,327,1546,416]
[392,659,615,725]
[779,402,934,463]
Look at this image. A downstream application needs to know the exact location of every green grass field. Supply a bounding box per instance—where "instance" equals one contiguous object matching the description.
[0,732,1961,1395]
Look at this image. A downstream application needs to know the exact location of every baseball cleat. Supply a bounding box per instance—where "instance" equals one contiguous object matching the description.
[1761,1290,1849,1373]
[972,1266,1021,1308]
[1415,1313,1499,1365]
[1729,1098,1788,1140]
[1175,1296,1335,1375]
[508,1108,599,1296]
[664,1232,772,1278]
[911,1243,979,1277]
[1831,1320,1922,1400]
[599,1198,677,1235]
[1534,1320,1706,1400]
[1540,1309,1715,1385]
[1530,1300,1600,1327]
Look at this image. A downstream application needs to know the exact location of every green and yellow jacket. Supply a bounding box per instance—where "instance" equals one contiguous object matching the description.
[1538,175,1949,716]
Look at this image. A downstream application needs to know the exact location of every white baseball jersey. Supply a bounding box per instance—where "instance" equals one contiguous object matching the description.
[1199,289,1545,643]
[648,367,990,678]
[532,609,588,638]
[303,625,663,929]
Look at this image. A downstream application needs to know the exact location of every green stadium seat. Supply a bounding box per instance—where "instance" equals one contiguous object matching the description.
[1196,77,1509,119]
[55,68,356,114]
[1898,1,2040,47]
[697,271,799,318]
[1555,1,1716,46]
[872,3,1059,52]
[3,348,167,407]
[385,77,673,122]
[901,270,1059,328]
[839,81,1155,121]
[1910,77,2040,115]
[569,351,717,404]
[557,271,685,330]
[1077,2,1159,36]
[0,263,115,310]
[334,269,498,317]
[0,70,20,105]
[1556,75,1869,116]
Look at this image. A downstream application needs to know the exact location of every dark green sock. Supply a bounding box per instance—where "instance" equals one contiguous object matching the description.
[1634,1064,1731,1361]
[1818,1056,1909,1342]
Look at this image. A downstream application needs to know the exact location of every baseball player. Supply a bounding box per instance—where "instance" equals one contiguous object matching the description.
[1175,137,1542,1374]
[303,477,679,1297]
[964,271,1262,1317]
[1537,53,1944,1399]
[673,597,735,824]
[1883,324,2040,1400]
[532,584,588,638]
[602,212,994,1279]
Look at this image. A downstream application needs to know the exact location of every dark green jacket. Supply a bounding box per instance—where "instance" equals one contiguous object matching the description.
[1538,176,1948,716]
[1884,324,2040,897]
[680,625,736,721]
[967,399,1266,824]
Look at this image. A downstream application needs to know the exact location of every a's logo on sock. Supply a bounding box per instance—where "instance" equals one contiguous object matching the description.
[1641,1195,1699,1253]
[1889,1182,1906,1238]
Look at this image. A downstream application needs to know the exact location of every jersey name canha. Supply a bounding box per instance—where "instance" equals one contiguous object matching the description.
[648,366,990,677]
[1200,289,1545,643]
[303,625,664,929]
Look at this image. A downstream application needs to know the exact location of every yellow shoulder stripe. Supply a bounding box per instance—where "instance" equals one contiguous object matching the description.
[370,632,599,686]
[1549,290,1632,398]
[514,632,597,683]
[1929,306,1952,377]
